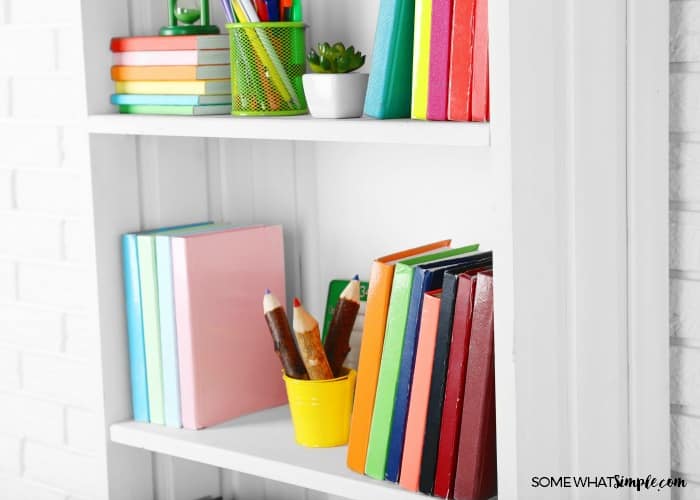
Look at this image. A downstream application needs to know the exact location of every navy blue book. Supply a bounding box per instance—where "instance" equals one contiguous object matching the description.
[384,250,492,482]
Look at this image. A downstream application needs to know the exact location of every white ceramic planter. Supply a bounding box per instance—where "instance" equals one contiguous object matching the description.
[302,73,369,119]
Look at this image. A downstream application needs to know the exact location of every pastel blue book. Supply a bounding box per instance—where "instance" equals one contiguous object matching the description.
[385,250,492,482]
[121,222,211,423]
[111,94,232,106]
[156,223,234,428]
[363,0,415,118]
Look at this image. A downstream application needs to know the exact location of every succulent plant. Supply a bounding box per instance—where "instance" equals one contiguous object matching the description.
[307,42,366,74]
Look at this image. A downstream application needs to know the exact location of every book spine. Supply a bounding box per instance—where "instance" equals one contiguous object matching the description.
[426,0,453,120]
[470,0,489,121]
[365,263,415,479]
[136,235,165,425]
[399,291,441,491]
[447,0,476,121]
[364,0,416,118]
[347,261,394,472]
[121,235,150,423]
[454,273,495,500]
[419,270,461,494]
[156,236,182,428]
[411,0,433,119]
[171,237,198,430]
[384,268,429,481]
[433,274,477,497]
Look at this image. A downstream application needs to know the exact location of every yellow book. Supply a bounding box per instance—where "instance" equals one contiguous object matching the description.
[115,80,231,96]
[411,0,432,120]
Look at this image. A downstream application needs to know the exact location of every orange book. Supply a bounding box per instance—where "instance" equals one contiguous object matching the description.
[399,290,442,491]
[346,240,451,474]
[111,65,230,82]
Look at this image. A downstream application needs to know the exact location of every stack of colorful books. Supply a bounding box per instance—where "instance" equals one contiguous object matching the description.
[122,222,287,430]
[364,0,489,121]
[346,241,497,500]
[110,34,233,116]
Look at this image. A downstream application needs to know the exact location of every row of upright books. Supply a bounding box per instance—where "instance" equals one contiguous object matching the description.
[347,240,496,500]
[365,0,489,121]
[111,34,233,115]
[122,222,287,429]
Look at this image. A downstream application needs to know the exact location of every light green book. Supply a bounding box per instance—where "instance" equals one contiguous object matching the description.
[137,223,213,424]
[364,243,480,479]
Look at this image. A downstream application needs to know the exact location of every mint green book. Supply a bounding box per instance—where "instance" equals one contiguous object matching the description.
[118,104,231,116]
[137,223,213,424]
[364,243,479,479]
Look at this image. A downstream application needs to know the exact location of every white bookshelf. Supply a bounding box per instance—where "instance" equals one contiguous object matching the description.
[111,406,420,500]
[87,114,491,146]
[79,0,669,499]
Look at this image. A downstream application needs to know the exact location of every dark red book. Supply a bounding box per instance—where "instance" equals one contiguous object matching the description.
[433,271,482,497]
[454,272,496,500]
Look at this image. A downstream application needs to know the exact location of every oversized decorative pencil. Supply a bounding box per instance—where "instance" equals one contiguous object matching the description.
[263,290,308,379]
[324,275,361,377]
[292,297,334,380]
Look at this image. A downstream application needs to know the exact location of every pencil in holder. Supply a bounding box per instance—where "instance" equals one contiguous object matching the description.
[226,22,308,116]
[283,368,356,447]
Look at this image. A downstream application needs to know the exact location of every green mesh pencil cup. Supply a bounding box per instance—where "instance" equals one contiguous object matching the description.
[226,22,308,116]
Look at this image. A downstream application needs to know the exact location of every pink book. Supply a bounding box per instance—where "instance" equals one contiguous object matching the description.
[399,290,441,491]
[171,225,287,429]
[426,0,454,120]
[112,49,230,67]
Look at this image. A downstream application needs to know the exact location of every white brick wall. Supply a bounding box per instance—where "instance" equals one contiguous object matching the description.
[0,0,103,498]
[670,0,700,495]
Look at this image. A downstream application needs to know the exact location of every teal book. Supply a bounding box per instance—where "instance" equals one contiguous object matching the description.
[364,243,479,479]
[364,0,416,118]
[137,222,213,425]
[118,104,231,116]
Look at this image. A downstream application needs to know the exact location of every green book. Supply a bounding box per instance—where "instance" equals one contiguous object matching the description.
[364,243,479,479]
[321,279,370,342]
[137,223,213,424]
[118,104,232,116]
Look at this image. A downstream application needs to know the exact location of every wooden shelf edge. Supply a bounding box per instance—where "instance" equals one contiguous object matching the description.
[87,113,491,147]
[110,406,423,500]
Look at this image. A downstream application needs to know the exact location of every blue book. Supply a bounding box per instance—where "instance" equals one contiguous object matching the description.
[121,222,211,423]
[363,0,415,118]
[156,224,233,428]
[111,94,232,106]
[384,250,492,482]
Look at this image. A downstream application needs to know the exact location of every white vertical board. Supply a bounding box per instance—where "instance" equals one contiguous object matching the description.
[627,0,671,496]
[89,134,154,500]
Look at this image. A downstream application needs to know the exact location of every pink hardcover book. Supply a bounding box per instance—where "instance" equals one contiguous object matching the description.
[426,0,454,120]
[113,49,230,67]
[171,224,287,429]
[399,290,442,491]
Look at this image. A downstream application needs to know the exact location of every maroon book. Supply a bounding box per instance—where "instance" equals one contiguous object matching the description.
[454,272,497,500]
[433,272,479,498]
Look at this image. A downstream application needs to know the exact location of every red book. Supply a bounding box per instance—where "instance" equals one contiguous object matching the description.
[433,272,480,497]
[110,34,229,52]
[470,0,489,122]
[454,272,496,500]
[447,0,476,121]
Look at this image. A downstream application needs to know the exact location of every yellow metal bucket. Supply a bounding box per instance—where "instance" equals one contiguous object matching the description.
[283,369,357,447]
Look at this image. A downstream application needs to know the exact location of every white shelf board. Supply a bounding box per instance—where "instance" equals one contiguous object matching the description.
[87,113,490,146]
[111,405,422,500]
